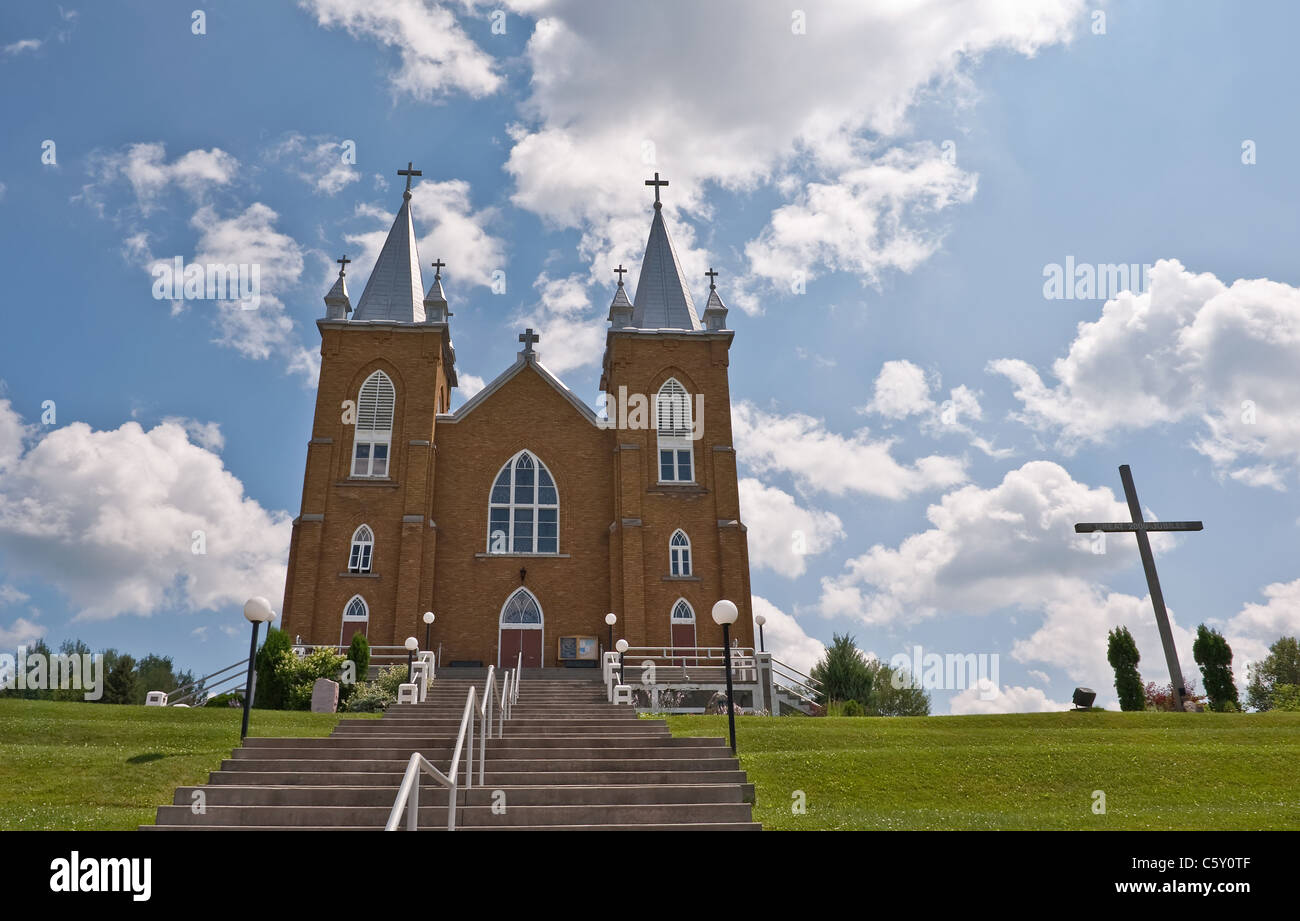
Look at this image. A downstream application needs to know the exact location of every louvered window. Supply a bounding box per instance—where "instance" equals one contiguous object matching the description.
[656,378,694,483]
[352,371,395,477]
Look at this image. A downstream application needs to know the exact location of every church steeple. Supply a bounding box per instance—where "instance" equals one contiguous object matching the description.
[607,264,633,327]
[323,255,352,320]
[630,173,701,331]
[351,163,426,324]
[701,267,728,331]
[423,258,451,324]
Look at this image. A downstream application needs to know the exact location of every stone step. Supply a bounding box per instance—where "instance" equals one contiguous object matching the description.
[245,735,715,749]
[173,783,746,807]
[205,770,752,787]
[152,802,755,827]
[230,745,737,761]
[219,756,741,773]
[143,822,762,831]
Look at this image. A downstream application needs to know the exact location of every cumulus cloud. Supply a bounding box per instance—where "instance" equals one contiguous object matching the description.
[990,259,1300,486]
[950,681,1071,714]
[752,595,824,675]
[1223,577,1300,665]
[0,400,290,621]
[816,461,1179,624]
[0,617,43,647]
[266,134,360,196]
[0,584,30,606]
[81,142,239,216]
[732,401,967,501]
[863,359,1010,458]
[500,0,1082,302]
[455,373,487,403]
[738,477,843,578]
[299,0,502,100]
[510,273,606,376]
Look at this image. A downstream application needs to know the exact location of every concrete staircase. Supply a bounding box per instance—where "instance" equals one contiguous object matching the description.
[142,669,759,830]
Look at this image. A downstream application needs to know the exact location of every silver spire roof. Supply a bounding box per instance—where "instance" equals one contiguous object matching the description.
[352,192,425,323]
[631,207,700,330]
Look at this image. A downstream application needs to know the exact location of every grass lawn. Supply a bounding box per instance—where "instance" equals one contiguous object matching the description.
[666,710,1300,830]
[0,699,378,831]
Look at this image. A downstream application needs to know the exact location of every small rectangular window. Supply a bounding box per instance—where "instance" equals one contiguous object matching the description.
[513,508,534,553]
[660,450,674,481]
[372,443,389,477]
[677,450,692,482]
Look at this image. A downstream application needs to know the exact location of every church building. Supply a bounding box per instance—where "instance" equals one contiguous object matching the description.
[280,165,754,667]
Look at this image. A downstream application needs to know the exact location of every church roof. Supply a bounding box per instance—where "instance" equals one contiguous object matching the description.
[352,192,425,323]
[443,349,601,427]
[631,207,700,330]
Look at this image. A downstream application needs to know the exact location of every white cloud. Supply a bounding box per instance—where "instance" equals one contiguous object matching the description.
[732,401,967,501]
[266,134,360,195]
[502,0,1082,301]
[816,461,1177,624]
[752,595,824,675]
[3,39,43,56]
[0,400,290,621]
[0,584,30,606]
[1223,577,1300,665]
[513,273,605,376]
[0,617,43,647]
[346,179,506,294]
[456,373,487,402]
[160,417,225,452]
[82,142,239,215]
[862,359,1010,458]
[738,477,843,578]
[991,259,1300,485]
[950,681,1071,714]
[299,0,502,99]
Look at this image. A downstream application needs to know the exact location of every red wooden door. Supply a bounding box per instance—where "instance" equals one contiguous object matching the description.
[342,622,368,647]
[671,622,696,667]
[500,629,542,668]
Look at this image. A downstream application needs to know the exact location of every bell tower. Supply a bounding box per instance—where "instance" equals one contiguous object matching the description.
[282,163,457,649]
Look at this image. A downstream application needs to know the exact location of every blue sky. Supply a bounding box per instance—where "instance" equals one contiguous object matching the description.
[1,1,1298,712]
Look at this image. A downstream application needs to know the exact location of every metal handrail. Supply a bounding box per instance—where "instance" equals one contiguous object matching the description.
[166,658,248,705]
[386,685,476,831]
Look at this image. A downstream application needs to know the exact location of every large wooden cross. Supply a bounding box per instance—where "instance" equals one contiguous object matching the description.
[1074,464,1204,711]
[398,161,422,193]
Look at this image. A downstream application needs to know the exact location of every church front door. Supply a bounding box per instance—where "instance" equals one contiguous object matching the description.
[499,587,544,669]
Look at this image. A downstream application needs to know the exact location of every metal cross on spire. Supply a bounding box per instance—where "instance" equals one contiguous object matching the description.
[518,327,540,356]
[431,258,445,279]
[614,264,627,285]
[336,254,351,276]
[1075,464,1205,712]
[645,171,668,208]
[705,267,719,290]
[398,161,422,194]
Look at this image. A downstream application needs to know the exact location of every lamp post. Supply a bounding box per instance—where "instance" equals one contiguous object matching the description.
[711,599,739,753]
[423,611,435,649]
[240,597,276,740]
[615,639,628,685]
[755,613,766,653]
[405,636,418,683]
[605,612,616,653]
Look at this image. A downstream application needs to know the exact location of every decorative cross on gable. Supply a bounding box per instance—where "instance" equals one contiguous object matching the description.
[645,171,668,207]
[398,161,422,193]
[431,258,445,279]
[1075,464,1204,712]
[336,254,351,276]
[518,328,540,355]
[614,264,627,285]
[705,267,719,290]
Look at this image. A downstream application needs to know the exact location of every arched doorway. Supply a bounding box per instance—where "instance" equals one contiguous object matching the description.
[340,595,369,647]
[671,598,696,666]
[499,587,544,668]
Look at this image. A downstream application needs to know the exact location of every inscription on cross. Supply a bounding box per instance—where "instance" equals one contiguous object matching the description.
[518,327,540,356]
[1075,464,1204,712]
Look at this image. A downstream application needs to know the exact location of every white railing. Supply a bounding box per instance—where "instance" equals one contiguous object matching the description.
[771,657,822,710]
[386,657,520,830]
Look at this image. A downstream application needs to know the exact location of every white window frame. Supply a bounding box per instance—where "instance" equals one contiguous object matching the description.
[656,378,695,484]
[669,529,692,576]
[348,525,374,573]
[498,587,544,668]
[487,450,560,555]
[340,594,369,646]
[351,370,395,478]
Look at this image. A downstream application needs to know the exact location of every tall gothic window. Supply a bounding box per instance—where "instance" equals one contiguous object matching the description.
[488,451,559,554]
[348,525,373,573]
[656,378,694,483]
[351,370,395,478]
[670,529,692,576]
